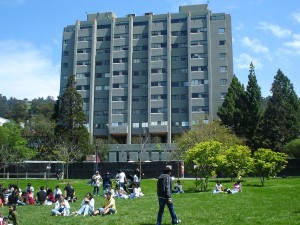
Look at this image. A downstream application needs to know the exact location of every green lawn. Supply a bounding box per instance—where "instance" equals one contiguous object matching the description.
[0,177,300,225]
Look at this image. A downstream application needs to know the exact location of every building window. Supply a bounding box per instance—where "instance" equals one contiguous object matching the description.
[218,28,225,34]
[133,123,139,128]
[142,122,148,128]
[220,79,227,85]
[192,106,202,113]
[219,40,226,46]
[133,46,141,51]
[133,58,141,63]
[221,93,227,99]
[182,121,189,127]
[220,53,227,58]
[220,66,227,72]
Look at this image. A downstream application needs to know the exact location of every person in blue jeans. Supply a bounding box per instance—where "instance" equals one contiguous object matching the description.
[156,167,181,225]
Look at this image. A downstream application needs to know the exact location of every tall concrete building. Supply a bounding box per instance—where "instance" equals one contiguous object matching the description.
[60,4,233,162]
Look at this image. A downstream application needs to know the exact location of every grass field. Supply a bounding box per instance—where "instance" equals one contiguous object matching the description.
[0,177,300,225]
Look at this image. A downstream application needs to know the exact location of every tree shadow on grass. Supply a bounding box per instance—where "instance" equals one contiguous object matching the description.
[183,188,210,194]
[140,224,156,225]
[242,184,262,187]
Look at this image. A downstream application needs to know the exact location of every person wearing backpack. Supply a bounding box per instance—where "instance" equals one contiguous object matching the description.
[156,167,181,225]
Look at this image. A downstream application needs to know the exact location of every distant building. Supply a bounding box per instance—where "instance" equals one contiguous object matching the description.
[0,117,9,126]
[59,4,233,162]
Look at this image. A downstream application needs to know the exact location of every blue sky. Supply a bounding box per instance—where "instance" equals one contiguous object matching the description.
[0,0,299,100]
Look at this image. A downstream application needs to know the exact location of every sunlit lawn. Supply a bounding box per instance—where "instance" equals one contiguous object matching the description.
[0,177,300,225]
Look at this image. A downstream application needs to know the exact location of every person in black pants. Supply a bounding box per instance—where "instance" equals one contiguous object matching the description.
[156,167,181,225]
[36,186,47,205]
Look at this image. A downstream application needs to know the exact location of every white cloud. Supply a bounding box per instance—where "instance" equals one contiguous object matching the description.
[241,37,269,55]
[291,11,300,24]
[258,22,292,39]
[0,40,60,100]
[284,34,300,54]
[234,53,262,70]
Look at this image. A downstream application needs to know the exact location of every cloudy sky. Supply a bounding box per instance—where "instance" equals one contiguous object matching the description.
[0,0,299,100]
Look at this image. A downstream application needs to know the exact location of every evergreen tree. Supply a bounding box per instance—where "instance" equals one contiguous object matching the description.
[260,69,300,152]
[244,62,263,150]
[55,75,92,164]
[217,75,246,136]
[0,94,9,118]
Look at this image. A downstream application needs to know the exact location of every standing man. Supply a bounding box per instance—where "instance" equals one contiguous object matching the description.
[116,169,126,189]
[156,167,181,225]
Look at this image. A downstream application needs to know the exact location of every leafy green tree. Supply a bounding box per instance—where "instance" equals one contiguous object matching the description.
[259,69,300,152]
[219,145,254,181]
[285,139,300,158]
[22,114,56,160]
[7,100,28,122]
[175,120,244,159]
[217,75,246,136]
[253,148,287,186]
[0,121,36,172]
[29,97,56,119]
[244,63,263,150]
[55,75,92,177]
[185,141,224,191]
[94,138,110,162]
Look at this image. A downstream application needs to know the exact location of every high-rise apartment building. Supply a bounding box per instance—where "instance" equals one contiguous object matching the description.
[60,4,233,162]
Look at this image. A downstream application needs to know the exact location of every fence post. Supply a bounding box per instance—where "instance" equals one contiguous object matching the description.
[44,172,46,179]
[26,172,28,180]
[7,172,9,179]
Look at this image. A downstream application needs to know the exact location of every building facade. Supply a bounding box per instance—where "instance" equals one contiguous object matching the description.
[59,4,233,162]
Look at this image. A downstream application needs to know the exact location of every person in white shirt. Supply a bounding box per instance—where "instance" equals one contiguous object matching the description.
[92,171,102,196]
[116,169,126,189]
[74,193,95,216]
[54,185,63,201]
[51,195,70,216]
[212,180,223,194]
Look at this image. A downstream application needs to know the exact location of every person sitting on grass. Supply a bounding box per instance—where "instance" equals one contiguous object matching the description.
[174,180,184,194]
[231,180,242,194]
[51,195,70,216]
[212,180,223,194]
[36,186,47,205]
[25,190,35,205]
[115,185,128,199]
[54,185,62,201]
[73,193,94,216]
[46,188,56,205]
[92,191,116,217]
[6,204,19,225]
[64,182,77,202]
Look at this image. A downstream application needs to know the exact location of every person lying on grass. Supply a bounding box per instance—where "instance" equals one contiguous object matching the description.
[92,191,116,216]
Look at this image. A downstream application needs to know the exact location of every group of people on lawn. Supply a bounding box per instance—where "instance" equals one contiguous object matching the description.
[52,168,144,217]
[212,180,243,194]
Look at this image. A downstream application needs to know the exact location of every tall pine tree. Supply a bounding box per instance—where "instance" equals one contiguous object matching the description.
[217,75,246,136]
[260,69,300,152]
[244,62,263,150]
[55,75,92,162]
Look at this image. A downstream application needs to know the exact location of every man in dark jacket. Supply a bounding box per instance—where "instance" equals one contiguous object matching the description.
[156,167,181,225]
